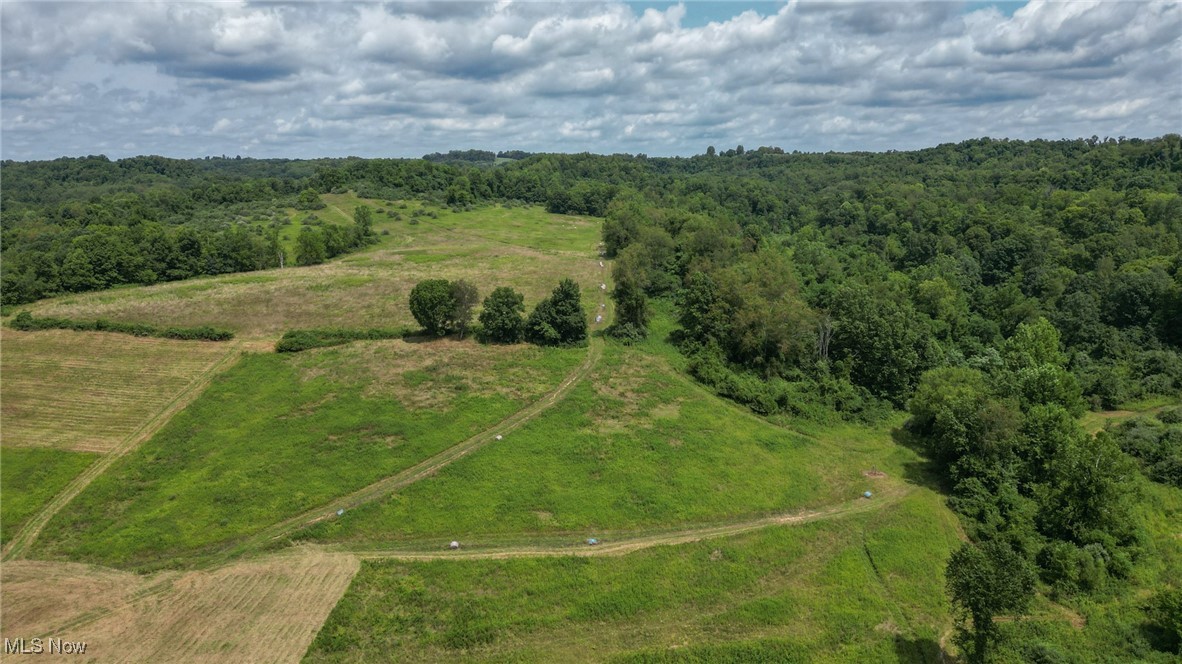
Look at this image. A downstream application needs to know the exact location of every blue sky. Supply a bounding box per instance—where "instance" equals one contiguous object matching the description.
[2,1,1178,160]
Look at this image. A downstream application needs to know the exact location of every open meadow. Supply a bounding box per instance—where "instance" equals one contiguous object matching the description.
[25,198,607,342]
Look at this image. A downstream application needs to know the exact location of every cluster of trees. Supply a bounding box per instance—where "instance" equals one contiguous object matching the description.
[1108,408,1182,487]
[294,204,377,266]
[905,320,1141,658]
[407,278,587,347]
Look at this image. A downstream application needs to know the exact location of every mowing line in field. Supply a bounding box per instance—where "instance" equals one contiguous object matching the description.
[20,484,912,644]
[216,336,606,562]
[1,345,243,562]
[332,483,913,561]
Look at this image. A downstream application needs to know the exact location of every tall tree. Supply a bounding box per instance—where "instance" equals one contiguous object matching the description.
[946,540,1036,663]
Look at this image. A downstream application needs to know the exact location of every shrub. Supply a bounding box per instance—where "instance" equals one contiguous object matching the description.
[274,327,411,352]
[8,311,233,341]
[409,279,456,336]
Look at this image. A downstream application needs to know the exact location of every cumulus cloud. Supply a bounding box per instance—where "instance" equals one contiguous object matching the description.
[1,0,1178,160]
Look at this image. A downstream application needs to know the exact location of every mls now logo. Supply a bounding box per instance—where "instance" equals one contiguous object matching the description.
[4,637,89,654]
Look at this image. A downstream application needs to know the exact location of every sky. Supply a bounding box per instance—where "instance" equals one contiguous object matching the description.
[1,1,1179,161]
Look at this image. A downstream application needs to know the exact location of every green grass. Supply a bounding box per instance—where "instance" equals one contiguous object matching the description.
[32,341,584,568]
[0,446,97,545]
[303,490,962,663]
[296,342,917,546]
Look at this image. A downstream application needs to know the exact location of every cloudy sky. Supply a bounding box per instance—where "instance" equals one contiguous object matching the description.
[1,1,1179,160]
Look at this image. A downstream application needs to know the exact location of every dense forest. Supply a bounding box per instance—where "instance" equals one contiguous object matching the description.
[3,136,1181,659]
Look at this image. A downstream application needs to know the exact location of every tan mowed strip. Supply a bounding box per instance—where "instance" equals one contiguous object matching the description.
[0,549,359,664]
[0,328,234,453]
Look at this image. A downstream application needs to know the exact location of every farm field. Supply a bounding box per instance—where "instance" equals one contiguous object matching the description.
[303,489,964,663]
[0,327,237,453]
[30,339,586,569]
[26,199,606,342]
[0,549,359,664]
[0,447,97,546]
[295,341,916,548]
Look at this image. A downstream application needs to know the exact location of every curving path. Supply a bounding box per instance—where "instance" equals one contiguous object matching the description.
[218,337,605,560]
[331,482,910,561]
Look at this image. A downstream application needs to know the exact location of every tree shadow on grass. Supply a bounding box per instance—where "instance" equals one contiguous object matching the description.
[891,424,953,495]
[894,634,946,664]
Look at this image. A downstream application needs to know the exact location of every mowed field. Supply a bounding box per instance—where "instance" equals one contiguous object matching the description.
[0,549,359,664]
[30,339,585,568]
[26,198,607,342]
[0,328,236,453]
[303,490,963,663]
[295,339,918,550]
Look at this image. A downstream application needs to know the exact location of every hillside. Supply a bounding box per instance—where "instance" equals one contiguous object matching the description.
[1,140,1180,663]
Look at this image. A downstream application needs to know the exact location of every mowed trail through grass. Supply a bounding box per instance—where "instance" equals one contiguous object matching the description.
[27,200,605,342]
[30,340,586,568]
[303,489,962,663]
[1,332,241,560]
[295,340,918,548]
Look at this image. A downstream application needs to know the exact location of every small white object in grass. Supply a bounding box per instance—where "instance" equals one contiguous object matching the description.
[599,261,604,267]
[600,283,606,290]
[600,303,606,308]
[337,509,344,516]
[449,541,460,550]
[495,434,502,441]
[596,315,603,323]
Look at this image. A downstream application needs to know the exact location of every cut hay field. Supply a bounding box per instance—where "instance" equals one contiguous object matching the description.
[30,340,585,568]
[0,549,359,664]
[0,328,236,453]
[295,339,917,549]
[27,199,607,341]
[303,489,963,663]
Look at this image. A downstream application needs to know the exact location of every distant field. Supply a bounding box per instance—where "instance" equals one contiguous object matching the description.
[0,447,97,546]
[304,490,962,663]
[29,199,607,341]
[0,549,358,664]
[296,341,916,547]
[32,340,585,568]
[0,328,236,453]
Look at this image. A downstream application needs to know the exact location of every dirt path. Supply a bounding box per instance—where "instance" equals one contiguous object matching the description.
[334,485,910,561]
[217,336,605,561]
[2,345,243,562]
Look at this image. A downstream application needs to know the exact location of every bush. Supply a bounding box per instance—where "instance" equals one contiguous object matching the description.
[274,327,411,352]
[9,311,233,341]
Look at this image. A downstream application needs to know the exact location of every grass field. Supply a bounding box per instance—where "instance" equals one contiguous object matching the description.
[0,447,97,546]
[28,199,607,341]
[0,328,236,452]
[0,549,359,664]
[31,340,585,568]
[303,489,962,663]
[294,340,916,547]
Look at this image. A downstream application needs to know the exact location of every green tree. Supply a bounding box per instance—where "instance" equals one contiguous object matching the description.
[353,205,374,245]
[827,284,933,404]
[295,227,326,266]
[608,247,649,341]
[676,271,729,348]
[450,279,479,340]
[478,287,526,343]
[409,279,456,336]
[946,540,1036,663]
[526,278,587,346]
[296,188,325,210]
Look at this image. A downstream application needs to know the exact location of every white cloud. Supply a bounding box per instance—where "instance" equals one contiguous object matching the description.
[1,0,1179,160]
